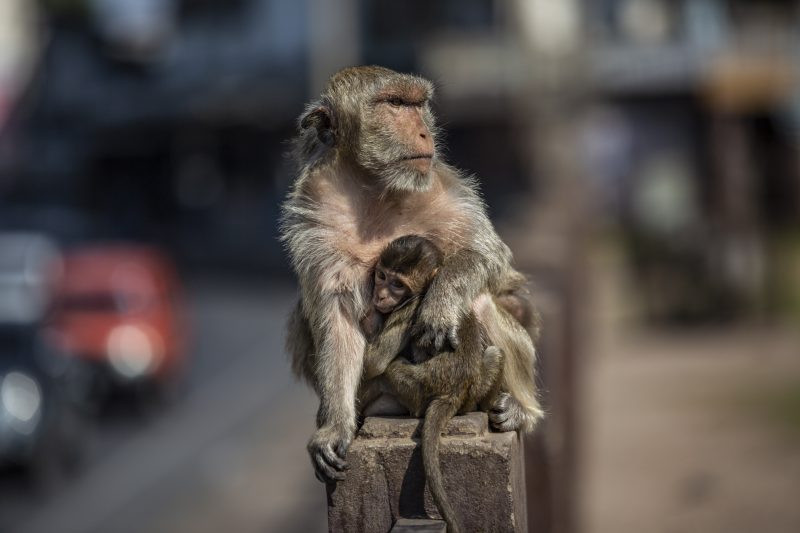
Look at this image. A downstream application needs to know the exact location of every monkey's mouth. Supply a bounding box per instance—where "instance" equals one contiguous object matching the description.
[400,154,433,162]
[375,303,394,314]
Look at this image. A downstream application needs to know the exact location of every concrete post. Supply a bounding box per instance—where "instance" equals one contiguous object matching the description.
[326,413,528,533]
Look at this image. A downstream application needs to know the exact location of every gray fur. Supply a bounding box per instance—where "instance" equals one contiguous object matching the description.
[280,66,543,484]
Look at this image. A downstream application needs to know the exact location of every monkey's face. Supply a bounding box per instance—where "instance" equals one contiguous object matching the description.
[297,68,437,193]
[358,80,437,193]
[373,264,412,314]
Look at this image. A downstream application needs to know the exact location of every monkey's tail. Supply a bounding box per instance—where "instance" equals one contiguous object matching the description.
[422,397,462,533]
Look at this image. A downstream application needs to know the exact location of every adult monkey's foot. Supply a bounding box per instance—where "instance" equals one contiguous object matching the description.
[488,392,527,433]
[307,425,352,483]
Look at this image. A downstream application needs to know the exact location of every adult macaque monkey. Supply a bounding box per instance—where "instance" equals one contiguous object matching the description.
[282,66,542,483]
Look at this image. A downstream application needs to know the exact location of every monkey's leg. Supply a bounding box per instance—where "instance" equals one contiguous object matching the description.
[495,290,538,334]
[307,298,366,483]
[357,378,383,416]
[362,302,418,380]
[357,375,408,417]
[478,297,544,433]
[382,359,432,417]
[475,346,504,403]
[362,393,409,417]
[356,378,403,420]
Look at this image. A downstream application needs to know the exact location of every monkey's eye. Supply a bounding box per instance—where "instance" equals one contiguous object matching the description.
[390,280,404,290]
[376,270,386,281]
[387,96,404,107]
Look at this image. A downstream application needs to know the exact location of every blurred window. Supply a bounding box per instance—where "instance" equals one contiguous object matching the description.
[593,0,683,44]
[363,0,496,67]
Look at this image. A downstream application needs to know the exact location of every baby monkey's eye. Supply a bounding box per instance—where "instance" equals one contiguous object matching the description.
[376,270,386,280]
[390,280,404,289]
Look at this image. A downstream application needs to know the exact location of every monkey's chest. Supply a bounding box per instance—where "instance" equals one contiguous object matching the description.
[319,186,469,275]
[329,210,429,264]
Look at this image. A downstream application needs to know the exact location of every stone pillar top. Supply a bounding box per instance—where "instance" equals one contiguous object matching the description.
[358,413,488,440]
[327,412,527,532]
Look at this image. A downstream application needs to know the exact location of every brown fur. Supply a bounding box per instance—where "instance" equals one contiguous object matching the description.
[359,236,503,533]
[281,66,543,484]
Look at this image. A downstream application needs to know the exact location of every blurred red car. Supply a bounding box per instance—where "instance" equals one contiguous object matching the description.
[49,245,185,400]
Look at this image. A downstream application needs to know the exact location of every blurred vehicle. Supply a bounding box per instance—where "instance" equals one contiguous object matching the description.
[0,325,88,492]
[0,232,88,491]
[0,232,61,325]
[50,245,186,405]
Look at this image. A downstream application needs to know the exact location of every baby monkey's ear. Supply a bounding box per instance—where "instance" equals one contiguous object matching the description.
[299,103,336,146]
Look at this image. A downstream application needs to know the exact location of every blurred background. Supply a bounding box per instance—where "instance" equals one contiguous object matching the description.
[0,1,799,532]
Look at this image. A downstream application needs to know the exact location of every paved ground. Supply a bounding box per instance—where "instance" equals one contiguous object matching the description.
[580,248,800,533]
[0,277,327,533]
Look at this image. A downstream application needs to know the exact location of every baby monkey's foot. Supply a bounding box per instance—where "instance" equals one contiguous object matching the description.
[483,345,502,366]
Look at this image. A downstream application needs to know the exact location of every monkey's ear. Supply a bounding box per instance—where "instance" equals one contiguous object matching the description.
[300,105,335,146]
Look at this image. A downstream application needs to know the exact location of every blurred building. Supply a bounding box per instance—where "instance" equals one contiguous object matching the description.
[583,0,800,321]
[2,0,308,272]
[0,0,541,273]
[1,3,800,532]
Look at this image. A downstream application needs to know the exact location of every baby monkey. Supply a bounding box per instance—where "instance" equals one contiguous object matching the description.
[360,235,503,533]
[360,235,440,345]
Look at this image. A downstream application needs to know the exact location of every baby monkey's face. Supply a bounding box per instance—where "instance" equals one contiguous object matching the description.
[373,263,412,313]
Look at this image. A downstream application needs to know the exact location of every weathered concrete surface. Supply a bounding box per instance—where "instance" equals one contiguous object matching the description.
[390,518,446,532]
[327,412,527,533]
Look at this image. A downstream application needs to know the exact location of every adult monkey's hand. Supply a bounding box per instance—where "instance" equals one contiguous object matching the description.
[302,293,365,483]
[307,425,351,483]
[412,248,491,359]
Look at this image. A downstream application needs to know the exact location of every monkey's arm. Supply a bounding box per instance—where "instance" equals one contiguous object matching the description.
[362,301,418,380]
[413,246,505,356]
[414,180,515,355]
[359,307,383,342]
[305,292,366,483]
